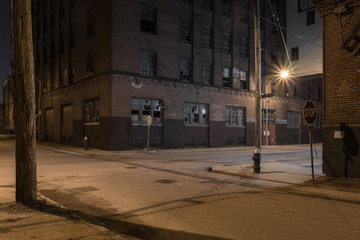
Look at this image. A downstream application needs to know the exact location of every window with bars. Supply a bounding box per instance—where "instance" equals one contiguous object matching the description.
[202,25,213,48]
[131,98,163,124]
[226,106,245,127]
[141,4,157,34]
[184,103,209,126]
[202,63,213,85]
[287,111,300,129]
[84,99,100,123]
[140,49,156,76]
[180,19,192,43]
[222,31,231,53]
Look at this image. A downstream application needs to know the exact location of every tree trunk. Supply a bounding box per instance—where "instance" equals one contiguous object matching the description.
[11,0,37,203]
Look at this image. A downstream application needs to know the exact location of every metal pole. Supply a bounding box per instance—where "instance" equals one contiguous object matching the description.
[253,0,262,173]
[147,125,150,151]
[266,87,269,146]
[309,125,315,182]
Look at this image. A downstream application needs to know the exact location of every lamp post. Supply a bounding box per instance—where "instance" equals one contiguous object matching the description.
[265,71,288,146]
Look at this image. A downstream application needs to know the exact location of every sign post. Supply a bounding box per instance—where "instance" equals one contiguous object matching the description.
[303,100,317,182]
[146,115,152,151]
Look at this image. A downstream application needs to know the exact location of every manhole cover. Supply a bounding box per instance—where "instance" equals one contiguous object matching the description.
[125,166,138,169]
[155,179,177,184]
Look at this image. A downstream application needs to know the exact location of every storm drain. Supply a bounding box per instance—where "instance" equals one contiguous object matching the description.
[155,179,177,184]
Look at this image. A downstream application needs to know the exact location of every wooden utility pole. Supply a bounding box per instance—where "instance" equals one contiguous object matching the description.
[11,0,37,203]
[252,0,262,173]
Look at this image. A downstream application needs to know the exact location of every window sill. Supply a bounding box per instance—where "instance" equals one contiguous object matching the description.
[84,122,100,126]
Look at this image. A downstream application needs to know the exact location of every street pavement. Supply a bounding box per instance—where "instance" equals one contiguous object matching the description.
[0,138,359,240]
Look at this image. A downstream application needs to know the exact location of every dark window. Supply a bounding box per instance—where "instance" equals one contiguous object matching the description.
[184,103,209,126]
[271,53,277,65]
[240,36,248,57]
[226,106,245,127]
[69,64,75,85]
[70,25,75,48]
[84,99,99,123]
[306,10,315,25]
[202,25,213,48]
[298,0,315,12]
[202,63,213,85]
[223,0,232,18]
[318,85,322,101]
[294,86,298,97]
[87,51,95,73]
[180,19,192,43]
[202,0,214,11]
[59,69,65,88]
[141,4,157,34]
[291,47,299,61]
[307,82,312,99]
[287,111,300,129]
[222,31,231,53]
[60,32,65,54]
[180,59,191,81]
[87,8,95,36]
[140,49,156,76]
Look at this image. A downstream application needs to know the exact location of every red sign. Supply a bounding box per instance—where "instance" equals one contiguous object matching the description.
[303,100,317,125]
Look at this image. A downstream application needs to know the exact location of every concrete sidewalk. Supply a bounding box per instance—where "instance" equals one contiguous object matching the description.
[211,160,324,184]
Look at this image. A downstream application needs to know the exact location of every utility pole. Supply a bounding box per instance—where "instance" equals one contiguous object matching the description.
[252,0,262,173]
[12,0,37,203]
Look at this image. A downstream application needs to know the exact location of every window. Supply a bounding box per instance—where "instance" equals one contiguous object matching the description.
[87,51,95,73]
[298,0,315,12]
[202,0,213,11]
[87,8,95,36]
[223,0,232,18]
[307,82,313,99]
[287,111,300,129]
[70,25,75,48]
[318,85,322,101]
[181,19,192,43]
[240,36,248,57]
[131,98,163,124]
[84,99,99,123]
[226,106,245,127]
[222,31,231,53]
[202,25,213,48]
[202,63,213,85]
[180,59,191,80]
[306,10,315,25]
[222,67,231,87]
[69,64,75,85]
[140,49,156,76]
[262,109,275,123]
[59,69,65,88]
[141,4,157,34]
[294,86,298,98]
[184,103,209,126]
[291,47,299,61]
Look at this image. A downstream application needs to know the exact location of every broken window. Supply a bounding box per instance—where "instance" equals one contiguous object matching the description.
[131,98,163,125]
[226,106,245,127]
[184,103,209,126]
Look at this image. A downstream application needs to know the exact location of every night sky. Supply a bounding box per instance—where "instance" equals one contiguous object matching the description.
[0,1,12,104]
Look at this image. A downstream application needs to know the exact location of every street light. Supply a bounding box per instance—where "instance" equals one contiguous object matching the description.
[265,71,289,146]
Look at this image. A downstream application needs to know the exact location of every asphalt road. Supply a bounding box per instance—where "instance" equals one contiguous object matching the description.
[1,139,359,240]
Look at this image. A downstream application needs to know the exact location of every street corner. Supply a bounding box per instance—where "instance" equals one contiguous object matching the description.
[210,163,256,178]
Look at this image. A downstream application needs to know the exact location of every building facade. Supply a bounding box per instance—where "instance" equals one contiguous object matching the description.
[32,0,321,150]
[315,0,360,177]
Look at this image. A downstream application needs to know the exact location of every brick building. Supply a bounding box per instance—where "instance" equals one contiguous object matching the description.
[315,0,360,177]
[31,0,322,150]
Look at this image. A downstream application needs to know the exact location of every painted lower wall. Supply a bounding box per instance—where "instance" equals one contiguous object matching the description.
[322,123,360,178]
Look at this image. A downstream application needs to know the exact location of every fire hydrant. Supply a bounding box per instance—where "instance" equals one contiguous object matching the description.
[83,136,88,151]
[252,148,261,173]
